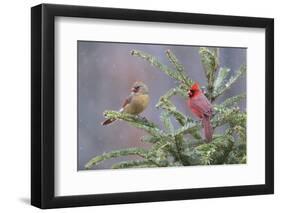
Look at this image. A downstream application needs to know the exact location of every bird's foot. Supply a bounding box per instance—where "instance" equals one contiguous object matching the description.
[137,115,148,123]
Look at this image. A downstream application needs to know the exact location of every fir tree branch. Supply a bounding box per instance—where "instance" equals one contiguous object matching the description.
[85,147,150,169]
[103,110,165,137]
[195,130,234,165]
[219,93,246,108]
[174,119,200,136]
[165,49,193,88]
[213,64,246,99]
[213,67,230,95]
[155,87,187,126]
[212,107,242,128]
[214,133,235,164]
[157,97,187,126]
[111,160,159,169]
[160,111,175,133]
[166,49,184,72]
[199,47,219,77]
[140,135,161,144]
[156,87,185,102]
[199,47,219,100]
[178,107,238,137]
[131,50,181,81]
[174,134,190,165]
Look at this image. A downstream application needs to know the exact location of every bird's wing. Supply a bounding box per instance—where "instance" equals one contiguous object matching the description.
[120,94,133,112]
[190,95,213,117]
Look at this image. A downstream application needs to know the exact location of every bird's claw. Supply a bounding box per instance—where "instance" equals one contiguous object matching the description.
[137,115,148,123]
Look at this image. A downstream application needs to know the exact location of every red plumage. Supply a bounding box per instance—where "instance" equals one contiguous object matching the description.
[187,83,213,142]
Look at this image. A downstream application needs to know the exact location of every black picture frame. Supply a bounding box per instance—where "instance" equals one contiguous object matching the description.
[31,3,274,209]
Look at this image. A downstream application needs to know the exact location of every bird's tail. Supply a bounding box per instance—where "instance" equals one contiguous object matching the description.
[202,116,213,142]
[101,118,116,126]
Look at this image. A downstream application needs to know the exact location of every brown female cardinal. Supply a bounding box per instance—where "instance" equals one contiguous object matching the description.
[101,81,150,126]
[187,82,213,142]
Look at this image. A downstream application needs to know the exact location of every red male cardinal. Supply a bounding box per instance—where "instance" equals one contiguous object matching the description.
[187,82,213,142]
[102,81,150,126]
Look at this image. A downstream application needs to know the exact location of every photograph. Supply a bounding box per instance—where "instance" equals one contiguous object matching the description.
[78,41,247,170]
[30,2,274,209]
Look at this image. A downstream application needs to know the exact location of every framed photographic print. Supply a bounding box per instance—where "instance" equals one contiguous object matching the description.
[31,3,274,209]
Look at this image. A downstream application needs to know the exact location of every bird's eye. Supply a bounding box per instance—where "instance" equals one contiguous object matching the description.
[132,86,140,93]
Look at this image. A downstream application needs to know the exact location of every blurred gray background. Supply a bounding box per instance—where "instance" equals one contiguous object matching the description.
[78,41,246,170]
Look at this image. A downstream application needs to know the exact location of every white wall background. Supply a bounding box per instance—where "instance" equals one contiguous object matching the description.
[0,0,279,212]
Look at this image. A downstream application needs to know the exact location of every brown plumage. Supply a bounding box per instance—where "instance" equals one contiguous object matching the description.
[101,81,149,126]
